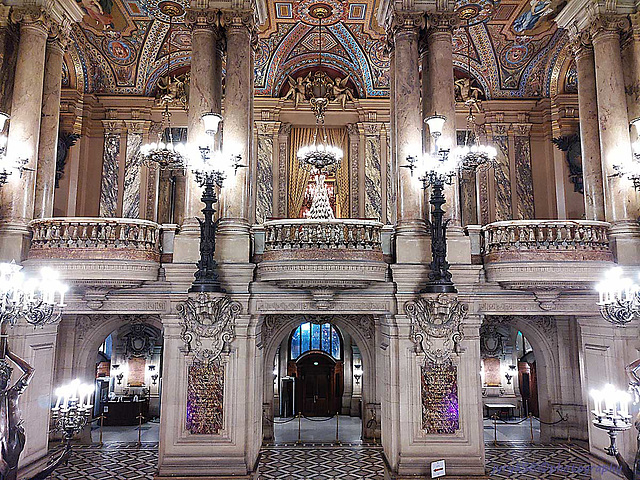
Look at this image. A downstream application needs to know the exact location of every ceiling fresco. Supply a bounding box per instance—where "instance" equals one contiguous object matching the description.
[62,0,576,99]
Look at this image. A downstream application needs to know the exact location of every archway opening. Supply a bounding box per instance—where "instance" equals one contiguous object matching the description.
[481,320,542,443]
[92,323,163,443]
[269,319,365,444]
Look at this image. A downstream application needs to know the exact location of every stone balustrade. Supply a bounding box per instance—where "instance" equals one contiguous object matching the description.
[263,219,383,260]
[257,219,387,290]
[482,220,612,262]
[480,220,614,292]
[29,217,161,260]
[26,218,161,289]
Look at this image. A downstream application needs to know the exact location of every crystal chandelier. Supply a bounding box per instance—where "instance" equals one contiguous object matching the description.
[0,262,68,326]
[295,7,343,220]
[137,6,187,171]
[452,20,497,171]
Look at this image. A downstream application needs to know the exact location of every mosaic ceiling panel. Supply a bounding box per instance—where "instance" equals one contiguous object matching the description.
[64,0,575,99]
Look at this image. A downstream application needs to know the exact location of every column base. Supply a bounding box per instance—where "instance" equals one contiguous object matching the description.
[173,218,201,264]
[609,221,640,265]
[446,226,472,264]
[216,219,251,264]
[0,220,31,261]
[395,220,429,264]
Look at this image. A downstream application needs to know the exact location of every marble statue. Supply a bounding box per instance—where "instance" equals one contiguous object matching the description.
[0,347,34,480]
[332,76,355,110]
[282,75,308,109]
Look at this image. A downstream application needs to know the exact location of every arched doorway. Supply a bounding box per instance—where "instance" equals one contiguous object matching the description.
[262,315,377,443]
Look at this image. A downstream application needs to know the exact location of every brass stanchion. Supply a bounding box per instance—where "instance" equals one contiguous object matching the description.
[334,413,341,445]
[98,414,105,446]
[529,413,534,443]
[137,413,144,448]
[296,412,302,445]
[493,414,497,446]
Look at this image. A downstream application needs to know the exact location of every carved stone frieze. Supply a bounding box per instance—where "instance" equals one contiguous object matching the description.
[177,293,242,363]
[405,294,467,365]
[75,314,160,341]
[479,323,507,357]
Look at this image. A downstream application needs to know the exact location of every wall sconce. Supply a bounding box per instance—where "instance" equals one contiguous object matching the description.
[273,367,278,380]
[354,363,362,385]
[151,374,158,385]
[112,364,127,385]
[504,373,513,385]
[202,112,223,136]
[148,365,156,371]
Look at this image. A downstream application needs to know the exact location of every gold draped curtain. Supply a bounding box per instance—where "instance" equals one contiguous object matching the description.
[287,127,349,218]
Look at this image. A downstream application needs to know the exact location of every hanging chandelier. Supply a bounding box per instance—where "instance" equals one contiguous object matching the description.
[453,19,496,171]
[0,112,28,187]
[0,262,68,327]
[296,5,343,173]
[138,4,187,170]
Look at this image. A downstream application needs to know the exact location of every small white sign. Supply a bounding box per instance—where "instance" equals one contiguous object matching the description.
[431,459,446,478]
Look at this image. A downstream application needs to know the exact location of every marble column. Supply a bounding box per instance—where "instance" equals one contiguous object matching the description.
[34,28,67,219]
[591,15,640,264]
[389,11,428,264]
[174,10,222,263]
[424,13,461,226]
[0,8,49,261]
[255,121,277,223]
[571,32,605,221]
[217,10,254,265]
[99,120,122,217]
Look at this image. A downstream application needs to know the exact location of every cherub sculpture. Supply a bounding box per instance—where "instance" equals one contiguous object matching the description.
[455,77,483,112]
[332,76,355,110]
[282,75,308,109]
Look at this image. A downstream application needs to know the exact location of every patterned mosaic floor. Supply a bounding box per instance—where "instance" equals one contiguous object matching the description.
[44,441,625,480]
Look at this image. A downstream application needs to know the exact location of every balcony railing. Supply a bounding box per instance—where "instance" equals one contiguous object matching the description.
[480,220,614,291]
[263,219,383,261]
[257,219,387,289]
[29,217,161,261]
[481,220,612,262]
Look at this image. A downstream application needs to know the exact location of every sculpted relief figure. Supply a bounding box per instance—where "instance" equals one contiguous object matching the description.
[282,74,308,109]
[332,76,355,110]
[282,71,355,110]
[0,348,34,480]
[455,77,483,112]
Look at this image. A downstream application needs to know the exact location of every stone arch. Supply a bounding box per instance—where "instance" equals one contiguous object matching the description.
[71,314,163,383]
[260,314,378,441]
[484,315,562,441]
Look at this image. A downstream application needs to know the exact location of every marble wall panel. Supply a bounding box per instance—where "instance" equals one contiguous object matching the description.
[186,360,224,435]
[99,133,120,217]
[421,360,459,434]
[493,135,512,221]
[365,136,382,220]
[386,139,394,224]
[515,136,535,220]
[460,170,478,226]
[123,132,142,218]
[256,133,274,223]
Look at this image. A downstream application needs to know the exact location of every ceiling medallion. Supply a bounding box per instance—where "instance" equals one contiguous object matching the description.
[309,3,332,19]
[158,1,185,18]
[457,5,480,20]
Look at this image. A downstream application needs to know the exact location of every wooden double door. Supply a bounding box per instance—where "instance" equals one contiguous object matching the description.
[293,353,343,417]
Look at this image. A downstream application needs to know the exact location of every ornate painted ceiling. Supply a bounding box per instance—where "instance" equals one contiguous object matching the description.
[62,0,577,99]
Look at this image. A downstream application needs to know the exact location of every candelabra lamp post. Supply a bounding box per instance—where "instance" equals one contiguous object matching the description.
[405,114,496,294]
[188,146,228,293]
[596,267,640,326]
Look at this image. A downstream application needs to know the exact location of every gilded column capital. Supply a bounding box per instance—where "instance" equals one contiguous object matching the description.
[362,122,382,136]
[184,8,222,34]
[568,29,593,60]
[589,13,630,41]
[10,6,51,35]
[512,123,532,137]
[278,122,292,136]
[255,120,279,136]
[221,9,256,33]
[102,119,123,135]
[387,11,425,41]
[124,120,150,135]
[47,18,72,52]
[426,11,459,36]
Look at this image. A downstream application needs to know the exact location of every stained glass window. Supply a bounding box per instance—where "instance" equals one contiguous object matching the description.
[290,322,341,360]
[311,323,321,350]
